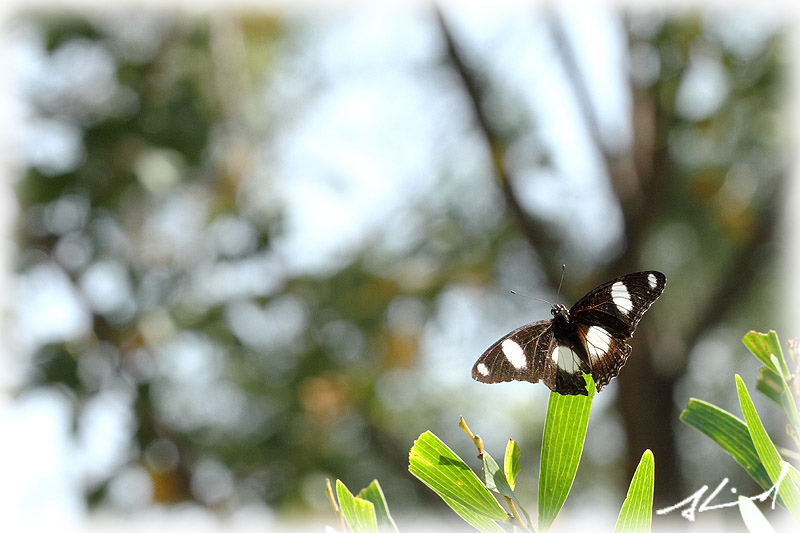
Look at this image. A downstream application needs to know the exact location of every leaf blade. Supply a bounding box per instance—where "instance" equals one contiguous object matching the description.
[615,449,654,533]
[356,480,399,533]
[538,373,595,531]
[736,374,800,521]
[336,479,378,533]
[679,398,772,490]
[408,431,508,532]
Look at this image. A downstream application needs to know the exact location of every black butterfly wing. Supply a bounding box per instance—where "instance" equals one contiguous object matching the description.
[471,320,589,395]
[570,271,666,390]
[472,320,554,384]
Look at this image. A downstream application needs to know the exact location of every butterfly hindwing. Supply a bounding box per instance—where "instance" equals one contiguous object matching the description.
[575,322,632,390]
[545,341,594,395]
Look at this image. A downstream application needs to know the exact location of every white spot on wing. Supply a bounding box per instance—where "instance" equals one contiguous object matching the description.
[501,339,526,369]
[551,345,580,373]
[611,281,633,315]
[648,273,657,289]
[476,363,489,376]
[586,326,612,362]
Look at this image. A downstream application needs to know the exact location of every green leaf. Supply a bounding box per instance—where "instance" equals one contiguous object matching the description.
[504,439,521,491]
[481,447,531,528]
[736,375,800,521]
[679,398,772,490]
[746,332,800,439]
[785,461,800,490]
[356,480,399,533]
[738,496,776,533]
[336,479,378,533]
[538,373,595,531]
[742,331,785,376]
[756,366,784,406]
[615,449,654,533]
[409,431,508,533]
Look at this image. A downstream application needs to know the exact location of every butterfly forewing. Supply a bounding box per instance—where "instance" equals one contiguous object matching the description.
[472,271,666,395]
[471,321,553,385]
[570,271,667,338]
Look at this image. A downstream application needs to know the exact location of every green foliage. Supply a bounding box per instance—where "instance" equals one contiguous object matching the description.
[388,373,652,532]
[679,398,772,489]
[408,431,508,532]
[356,480,399,532]
[328,479,398,533]
[736,375,800,520]
[538,374,595,530]
[679,331,800,529]
[615,450,655,533]
[477,436,531,528]
[336,480,378,533]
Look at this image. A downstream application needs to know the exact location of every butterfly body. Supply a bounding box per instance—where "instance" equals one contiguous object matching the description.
[472,271,666,395]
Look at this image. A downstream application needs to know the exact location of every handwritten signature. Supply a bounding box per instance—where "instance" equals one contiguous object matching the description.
[656,463,790,521]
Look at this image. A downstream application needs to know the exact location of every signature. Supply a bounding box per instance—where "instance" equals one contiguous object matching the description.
[656,463,790,522]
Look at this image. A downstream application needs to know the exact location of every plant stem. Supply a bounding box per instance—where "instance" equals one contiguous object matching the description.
[325,478,349,533]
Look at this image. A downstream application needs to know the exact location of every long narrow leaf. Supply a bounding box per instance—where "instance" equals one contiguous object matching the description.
[357,480,399,533]
[679,398,772,490]
[736,375,800,521]
[615,449,655,533]
[538,374,595,531]
[409,431,508,533]
[336,480,378,533]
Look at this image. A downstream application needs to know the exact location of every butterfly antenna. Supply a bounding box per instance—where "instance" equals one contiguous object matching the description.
[509,290,552,306]
[556,264,566,301]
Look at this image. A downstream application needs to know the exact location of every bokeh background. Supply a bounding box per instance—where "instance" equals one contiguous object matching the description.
[0,1,796,531]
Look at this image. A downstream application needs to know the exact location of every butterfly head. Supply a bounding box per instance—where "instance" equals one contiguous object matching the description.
[550,303,569,322]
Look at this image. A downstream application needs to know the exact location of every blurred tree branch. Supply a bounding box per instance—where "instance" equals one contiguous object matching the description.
[434,7,562,289]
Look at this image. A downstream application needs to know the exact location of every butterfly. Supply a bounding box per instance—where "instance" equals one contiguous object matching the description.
[472,271,666,395]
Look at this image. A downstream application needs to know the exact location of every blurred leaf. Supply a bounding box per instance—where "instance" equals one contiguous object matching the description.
[408,431,508,532]
[356,480,399,533]
[336,479,378,533]
[743,332,800,441]
[742,331,785,376]
[615,449,654,533]
[538,374,595,531]
[738,496,776,533]
[736,375,800,520]
[504,439,521,491]
[679,398,772,490]
[756,366,784,407]
[785,461,800,491]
